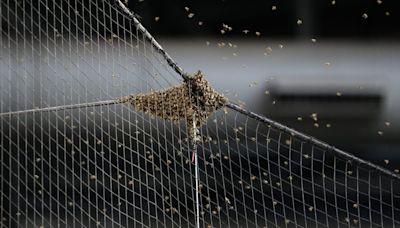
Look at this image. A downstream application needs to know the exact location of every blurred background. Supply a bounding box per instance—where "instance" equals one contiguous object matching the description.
[128,0,400,168]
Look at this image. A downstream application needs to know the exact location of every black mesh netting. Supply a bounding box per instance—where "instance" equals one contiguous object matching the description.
[1,0,399,227]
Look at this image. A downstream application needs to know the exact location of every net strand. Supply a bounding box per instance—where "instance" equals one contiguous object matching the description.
[192,116,200,228]
[0,99,121,117]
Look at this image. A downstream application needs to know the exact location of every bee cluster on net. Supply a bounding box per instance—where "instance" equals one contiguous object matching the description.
[119,71,228,136]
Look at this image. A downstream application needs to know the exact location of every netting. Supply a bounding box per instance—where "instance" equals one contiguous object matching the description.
[1,0,400,227]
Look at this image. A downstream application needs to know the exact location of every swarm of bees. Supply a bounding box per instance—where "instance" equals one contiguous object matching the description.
[118,71,228,136]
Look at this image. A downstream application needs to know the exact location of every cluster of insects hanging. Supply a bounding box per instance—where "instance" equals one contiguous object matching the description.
[119,71,228,136]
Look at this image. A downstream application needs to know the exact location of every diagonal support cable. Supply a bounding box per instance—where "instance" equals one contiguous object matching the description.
[114,0,189,81]
[0,99,122,117]
[226,103,400,181]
